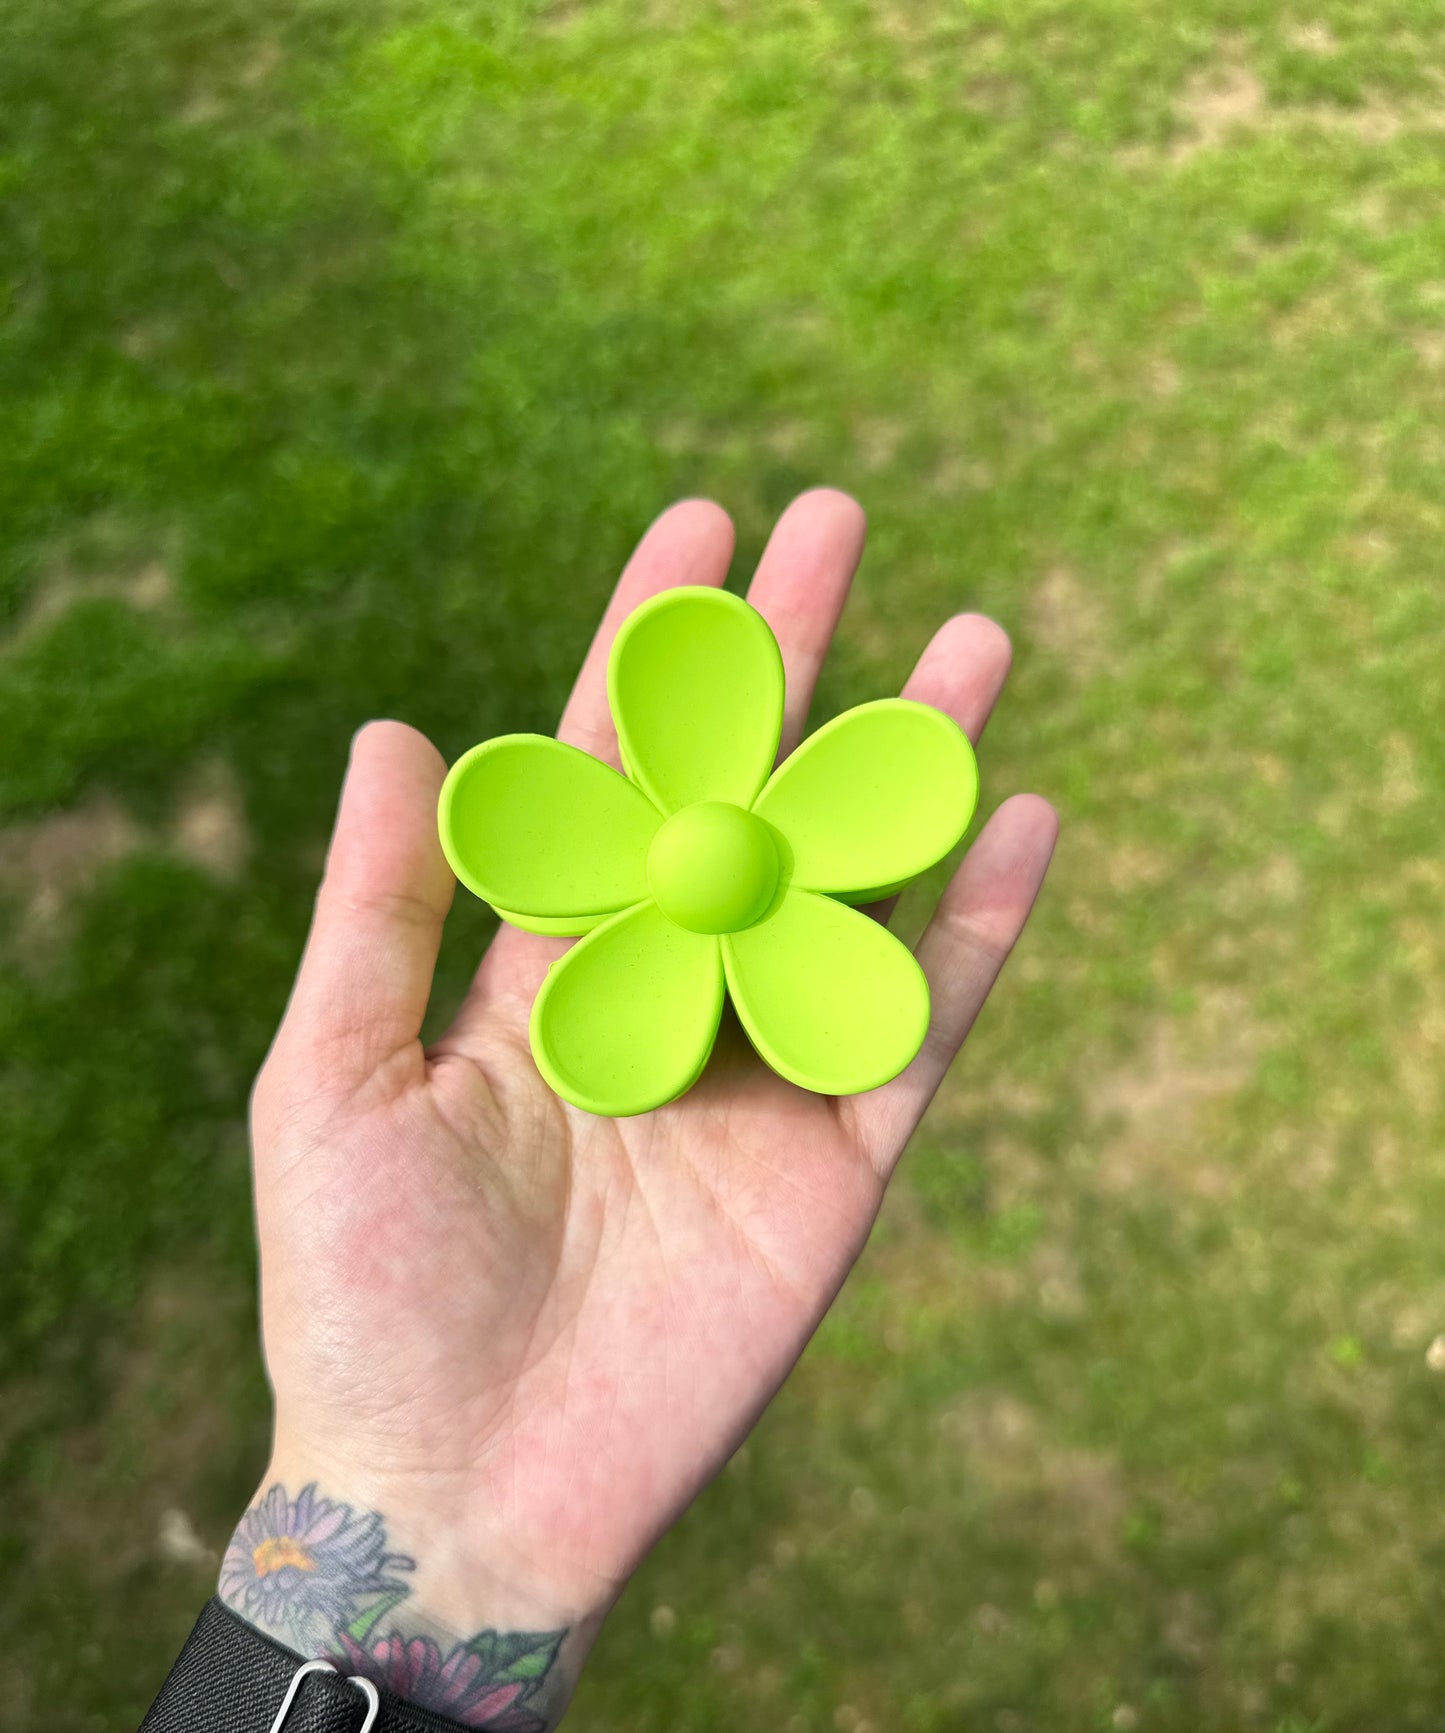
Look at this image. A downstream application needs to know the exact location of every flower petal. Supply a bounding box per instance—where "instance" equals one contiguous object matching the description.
[608,586,785,813]
[722,888,929,1094]
[751,698,978,898]
[439,734,660,919]
[530,901,724,1115]
[490,906,608,937]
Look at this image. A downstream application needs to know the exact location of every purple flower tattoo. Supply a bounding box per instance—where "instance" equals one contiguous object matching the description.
[220,1482,570,1730]
[220,1481,414,1652]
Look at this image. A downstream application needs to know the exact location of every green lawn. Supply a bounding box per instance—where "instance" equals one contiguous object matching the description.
[5,0,1445,1727]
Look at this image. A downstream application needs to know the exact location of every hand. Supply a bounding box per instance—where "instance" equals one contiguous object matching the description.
[233,489,1057,1727]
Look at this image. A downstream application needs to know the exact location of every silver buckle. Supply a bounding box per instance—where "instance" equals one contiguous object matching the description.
[345,1675,381,1731]
[268,1658,381,1733]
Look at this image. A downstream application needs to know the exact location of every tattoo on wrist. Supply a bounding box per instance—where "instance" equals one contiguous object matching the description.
[220,1482,569,1731]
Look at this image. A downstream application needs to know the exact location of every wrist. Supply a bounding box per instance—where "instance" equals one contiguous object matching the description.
[219,1455,607,1731]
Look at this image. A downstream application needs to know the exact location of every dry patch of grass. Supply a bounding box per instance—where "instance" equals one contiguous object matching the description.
[0,794,145,936]
[0,764,249,953]
[8,561,174,646]
[1173,63,1270,157]
[1026,565,1111,679]
[938,1388,1127,1557]
[171,758,250,880]
[1166,55,1445,162]
[1086,994,1263,1198]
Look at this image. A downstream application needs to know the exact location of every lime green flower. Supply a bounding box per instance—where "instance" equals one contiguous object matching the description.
[438,587,978,1117]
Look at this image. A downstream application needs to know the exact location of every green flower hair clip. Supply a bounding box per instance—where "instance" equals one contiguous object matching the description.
[438,586,979,1117]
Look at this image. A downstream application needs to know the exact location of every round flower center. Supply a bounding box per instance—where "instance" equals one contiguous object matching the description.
[647,801,779,934]
[253,1535,317,1577]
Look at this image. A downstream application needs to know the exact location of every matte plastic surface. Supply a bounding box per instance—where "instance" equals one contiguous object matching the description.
[722,888,931,1094]
[438,733,659,916]
[529,900,725,1117]
[646,800,781,934]
[437,585,980,1116]
[607,585,785,813]
[751,697,977,896]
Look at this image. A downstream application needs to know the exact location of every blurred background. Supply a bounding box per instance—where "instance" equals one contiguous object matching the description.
[3,1,1445,1728]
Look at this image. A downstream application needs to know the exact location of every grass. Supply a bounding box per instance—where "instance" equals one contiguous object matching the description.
[4,0,1445,1726]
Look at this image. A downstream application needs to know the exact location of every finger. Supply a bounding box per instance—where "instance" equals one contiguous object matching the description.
[903,611,1012,745]
[845,792,1059,1171]
[862,611,1013,929]
[263,721,454,1102]
[744,487,867,759]
[555,497,735,767]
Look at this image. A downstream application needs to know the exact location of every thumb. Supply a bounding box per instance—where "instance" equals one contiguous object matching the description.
[260,720,454,1115]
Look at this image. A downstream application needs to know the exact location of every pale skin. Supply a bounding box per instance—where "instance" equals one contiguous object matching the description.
[239,488,1059,1721]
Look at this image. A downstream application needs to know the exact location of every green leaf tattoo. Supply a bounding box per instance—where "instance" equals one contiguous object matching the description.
[466,1628,565,1683]
[345,1586,412,1646]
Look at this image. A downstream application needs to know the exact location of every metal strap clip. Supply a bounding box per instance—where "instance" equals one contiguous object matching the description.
[267,1658,381,1733]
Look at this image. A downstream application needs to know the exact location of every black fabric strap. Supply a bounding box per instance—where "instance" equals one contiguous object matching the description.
[139,1598,473,1733]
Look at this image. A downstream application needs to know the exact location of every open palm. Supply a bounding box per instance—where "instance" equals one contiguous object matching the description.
[247,490,1057,1664]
